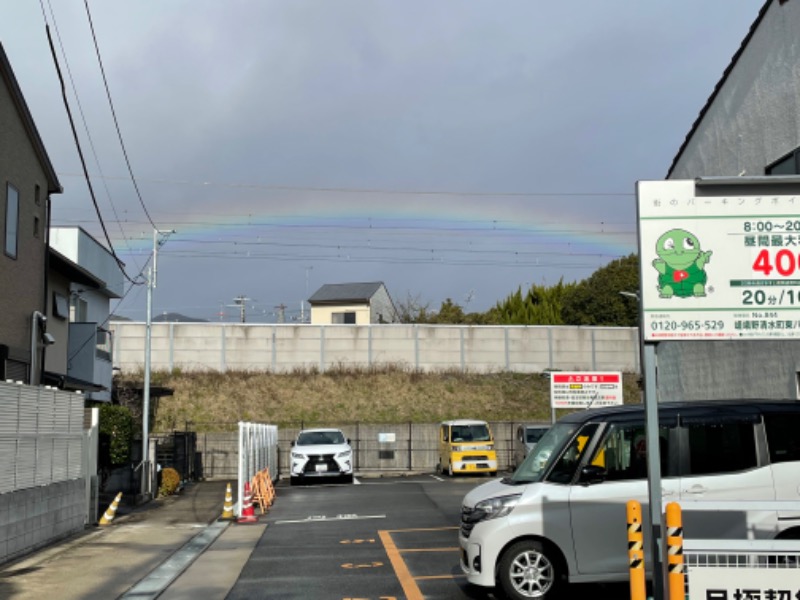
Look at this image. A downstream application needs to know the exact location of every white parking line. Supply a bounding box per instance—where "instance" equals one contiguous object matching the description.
[276,514,386,525]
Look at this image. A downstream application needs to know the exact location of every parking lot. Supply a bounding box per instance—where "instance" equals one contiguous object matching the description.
[224,473,629,600]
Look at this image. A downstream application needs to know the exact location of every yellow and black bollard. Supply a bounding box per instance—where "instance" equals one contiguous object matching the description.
[666,502,685,600]
[627,500,646,600]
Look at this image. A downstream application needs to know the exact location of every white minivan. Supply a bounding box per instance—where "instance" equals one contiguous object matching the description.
[459,400,800,599]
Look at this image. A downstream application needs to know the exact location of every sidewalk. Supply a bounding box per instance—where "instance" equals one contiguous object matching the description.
[0,480,264,600]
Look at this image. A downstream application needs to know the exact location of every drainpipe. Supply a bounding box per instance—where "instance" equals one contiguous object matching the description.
[31,311,46,385]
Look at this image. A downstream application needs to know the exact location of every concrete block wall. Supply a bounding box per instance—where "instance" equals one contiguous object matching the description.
[111,322,640,374]
[0,479,85,565]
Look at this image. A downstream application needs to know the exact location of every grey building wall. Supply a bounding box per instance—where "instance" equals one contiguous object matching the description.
[370,285,399,323]
[0,61,50,378]
[662,1,800,401]
[669,1,800,179]
[657,341,799,401]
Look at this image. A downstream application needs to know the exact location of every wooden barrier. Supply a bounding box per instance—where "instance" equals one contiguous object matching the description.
[251,468,276,514]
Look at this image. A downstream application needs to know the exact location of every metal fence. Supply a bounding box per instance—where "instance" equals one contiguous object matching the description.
[0,381,85,493]
[189,419,550,480]
[237,422,278,507]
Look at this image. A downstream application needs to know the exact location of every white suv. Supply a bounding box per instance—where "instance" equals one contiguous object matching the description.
[290,428,354,485]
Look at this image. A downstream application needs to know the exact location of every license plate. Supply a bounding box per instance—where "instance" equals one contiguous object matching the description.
[315,464,328,472]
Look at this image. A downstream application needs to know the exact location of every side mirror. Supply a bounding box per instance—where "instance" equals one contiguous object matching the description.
[347,438,351,445]
[290,441,295,447]
[579,465,607,486]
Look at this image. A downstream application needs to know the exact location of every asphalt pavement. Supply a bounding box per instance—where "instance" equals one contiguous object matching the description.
[0,480,259,600]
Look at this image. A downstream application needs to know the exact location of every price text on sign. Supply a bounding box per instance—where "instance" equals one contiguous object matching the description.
[637,180,800,341]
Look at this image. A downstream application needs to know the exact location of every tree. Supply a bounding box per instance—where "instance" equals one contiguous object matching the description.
[395,292,433,323]
[560,254,640,326]
[490,280,576,325]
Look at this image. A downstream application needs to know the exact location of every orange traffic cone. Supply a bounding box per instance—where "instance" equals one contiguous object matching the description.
[237,481,258,524]
[218,482,235,521]
[99,492,123,526]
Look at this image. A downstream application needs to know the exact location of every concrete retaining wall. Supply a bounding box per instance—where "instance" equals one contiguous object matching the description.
[110,323,640,374]
[0,479,85,565]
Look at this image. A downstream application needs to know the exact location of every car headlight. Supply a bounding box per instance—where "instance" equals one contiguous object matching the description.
[336,450,351,458]
[472,494,521,522]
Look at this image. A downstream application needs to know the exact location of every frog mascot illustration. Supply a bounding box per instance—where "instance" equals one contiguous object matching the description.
[652,228,713,298]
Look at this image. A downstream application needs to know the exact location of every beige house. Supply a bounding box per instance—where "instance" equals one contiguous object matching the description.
[0,42,62,384]
[308,282,399,325]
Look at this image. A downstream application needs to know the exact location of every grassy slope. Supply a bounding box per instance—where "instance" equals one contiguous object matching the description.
[136,368,642,432]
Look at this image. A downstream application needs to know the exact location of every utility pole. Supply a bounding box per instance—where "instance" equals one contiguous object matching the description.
[142,228,174,500]
[301,265,313,323]
[233,295,250,322]
[275,303,286,323]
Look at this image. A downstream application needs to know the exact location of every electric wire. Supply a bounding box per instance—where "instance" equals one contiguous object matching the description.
[43,18,140,285]
[44,0,143,275]
[82,0,157,230]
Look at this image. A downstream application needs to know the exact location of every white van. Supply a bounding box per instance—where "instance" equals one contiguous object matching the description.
[459,400,800,599]
[512,424,550,469]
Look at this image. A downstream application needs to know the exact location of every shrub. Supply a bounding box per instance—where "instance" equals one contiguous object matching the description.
[159,467,181,496]
[99,405,134,465]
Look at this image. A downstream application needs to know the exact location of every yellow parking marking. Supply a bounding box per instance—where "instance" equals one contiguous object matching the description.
[378,527,463,599]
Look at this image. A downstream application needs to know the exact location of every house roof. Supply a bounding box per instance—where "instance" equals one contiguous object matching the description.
[49,248,105,290]
[666,0,774,178]
[308,282,386,304]
[0,42,62,194]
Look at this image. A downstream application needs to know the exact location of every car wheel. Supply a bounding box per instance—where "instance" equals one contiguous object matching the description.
[290,476,300,486]
[497,540,562,600]
[435,462,442,475]
[342,473,354,484]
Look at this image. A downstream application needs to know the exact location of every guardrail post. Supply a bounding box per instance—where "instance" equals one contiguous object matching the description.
[666,502,685,600]
[627,500,646,600]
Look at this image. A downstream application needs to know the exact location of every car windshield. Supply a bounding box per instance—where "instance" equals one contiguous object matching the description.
[507,422,580,484]
[526,428,547,444]
[296,430,345,446]
[450,424,491,442]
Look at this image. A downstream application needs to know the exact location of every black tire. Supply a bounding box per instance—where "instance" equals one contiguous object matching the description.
[497,540,562,600]
[290,476,301,486]
[342,473,354,484]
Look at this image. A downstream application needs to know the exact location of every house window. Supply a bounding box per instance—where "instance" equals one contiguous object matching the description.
[5,183,19,258]
[332,311,356,324]
[33,216,40,238]
[766,147,800,175]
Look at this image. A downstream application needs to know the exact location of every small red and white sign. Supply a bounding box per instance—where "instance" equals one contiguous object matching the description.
[550,372,623,409]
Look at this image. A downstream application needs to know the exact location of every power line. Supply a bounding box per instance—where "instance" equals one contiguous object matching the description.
[82,0,157,230]
[44,0,143,275]
[54,172,635,199]
[41,10,140,285]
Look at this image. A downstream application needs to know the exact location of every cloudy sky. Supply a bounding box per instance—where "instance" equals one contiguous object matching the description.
[2,1,762,322]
